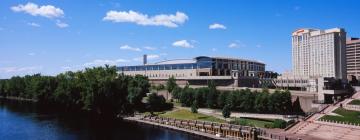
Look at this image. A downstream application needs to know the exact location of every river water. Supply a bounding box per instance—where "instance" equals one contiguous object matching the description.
[0,99,199,140]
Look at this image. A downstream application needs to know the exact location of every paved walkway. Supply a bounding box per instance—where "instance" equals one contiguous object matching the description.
[177,106,292,121]
[285,92,360,140]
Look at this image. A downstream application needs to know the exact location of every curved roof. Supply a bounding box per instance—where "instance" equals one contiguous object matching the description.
[154,59,196,65]
[151,56,264,65]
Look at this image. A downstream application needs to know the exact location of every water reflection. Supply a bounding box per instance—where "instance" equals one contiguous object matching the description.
[0,99,199,140]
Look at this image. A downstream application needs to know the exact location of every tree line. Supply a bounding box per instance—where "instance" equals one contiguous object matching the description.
[0,66,150,117]
[170,80,304,115]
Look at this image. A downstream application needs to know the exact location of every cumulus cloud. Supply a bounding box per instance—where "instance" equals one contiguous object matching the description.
[56,20,68,28]
[84,59,129,67]
[228,41,246,48]
[27,22,40,27]
[172,40,194,48]
[120,45,142,51]
[103,10,188,28]
[209,23,226,30]
[228,43,238,48]
[144,46,157,50]
[11,2,64,18]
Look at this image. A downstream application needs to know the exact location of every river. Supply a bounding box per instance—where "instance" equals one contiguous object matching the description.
[0,99,199,140]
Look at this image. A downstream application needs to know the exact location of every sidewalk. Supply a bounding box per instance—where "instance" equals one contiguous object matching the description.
[177,106,292,121]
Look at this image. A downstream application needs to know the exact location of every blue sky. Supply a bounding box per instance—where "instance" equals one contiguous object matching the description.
[1,0,360,78]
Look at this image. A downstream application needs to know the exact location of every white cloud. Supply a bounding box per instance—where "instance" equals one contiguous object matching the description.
[27,22,40,27]
[56,20,68,28]
[0,66,43,73]
[211,48,217,52]
[61,66,72,70]
[11,2,64,19]
[228,41,246,48]
[228,43,239,48]
[147,54,160,59]
[103,10,188,28]
[84,59,129,67]
[144,46,157,50]
[209,23,226,30]
[172,40,194,48]
[28,52,36,56]
[120,45,142,51]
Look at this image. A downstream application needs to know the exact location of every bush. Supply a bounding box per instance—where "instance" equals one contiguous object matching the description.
[272,119,287,129]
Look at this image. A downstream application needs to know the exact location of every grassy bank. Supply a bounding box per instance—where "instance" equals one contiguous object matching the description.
[349,99,360,105]
[159,109,226,123]
[230,118,274,128]
[320,108,360,124]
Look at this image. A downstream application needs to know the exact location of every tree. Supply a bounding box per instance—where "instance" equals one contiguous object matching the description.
[292,97,304,115]
[147,93,168,112]
[166,76,177,100]
[222,104,231,118]
[180,87,194,107]
[191,100,198,113]
[206,80,218,108]
[217,92,228,108]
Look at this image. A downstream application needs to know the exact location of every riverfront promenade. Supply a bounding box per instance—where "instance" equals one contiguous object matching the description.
[124,116,226,140]
[124,115,301,140]
[285,92,360,140]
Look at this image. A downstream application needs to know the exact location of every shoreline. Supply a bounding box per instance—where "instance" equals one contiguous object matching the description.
[0,96,38,102]
[124,116,225,140]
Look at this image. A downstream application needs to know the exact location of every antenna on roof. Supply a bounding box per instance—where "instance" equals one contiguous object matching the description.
[143,54,147,65]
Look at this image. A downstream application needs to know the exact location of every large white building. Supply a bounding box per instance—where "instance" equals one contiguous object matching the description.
[276,28,348,102]
[292,28,347,79]
[118,56,266,87]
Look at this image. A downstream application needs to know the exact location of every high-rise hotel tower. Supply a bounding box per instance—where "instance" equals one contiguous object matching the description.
[292,28,347,80]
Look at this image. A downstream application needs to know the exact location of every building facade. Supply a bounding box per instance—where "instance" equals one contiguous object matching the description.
[292,28,347,79]
[117,56,266,87]
[276,28,348,103]
[346,38,360,79]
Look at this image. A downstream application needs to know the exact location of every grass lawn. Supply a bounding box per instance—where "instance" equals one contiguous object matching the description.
[349,100,360,105]
[230,117,274,128]
[320,108,360,124]
[159,109,226,123]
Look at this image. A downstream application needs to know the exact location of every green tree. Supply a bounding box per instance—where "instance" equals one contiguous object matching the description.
[217,91,228,108]
[166,76,177,100]
[292,97,304,115]
[222,104,231,118]
[206,80,218,108]
[147,93,167,112]
[180,87,194,107]
[191,100,198,113]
